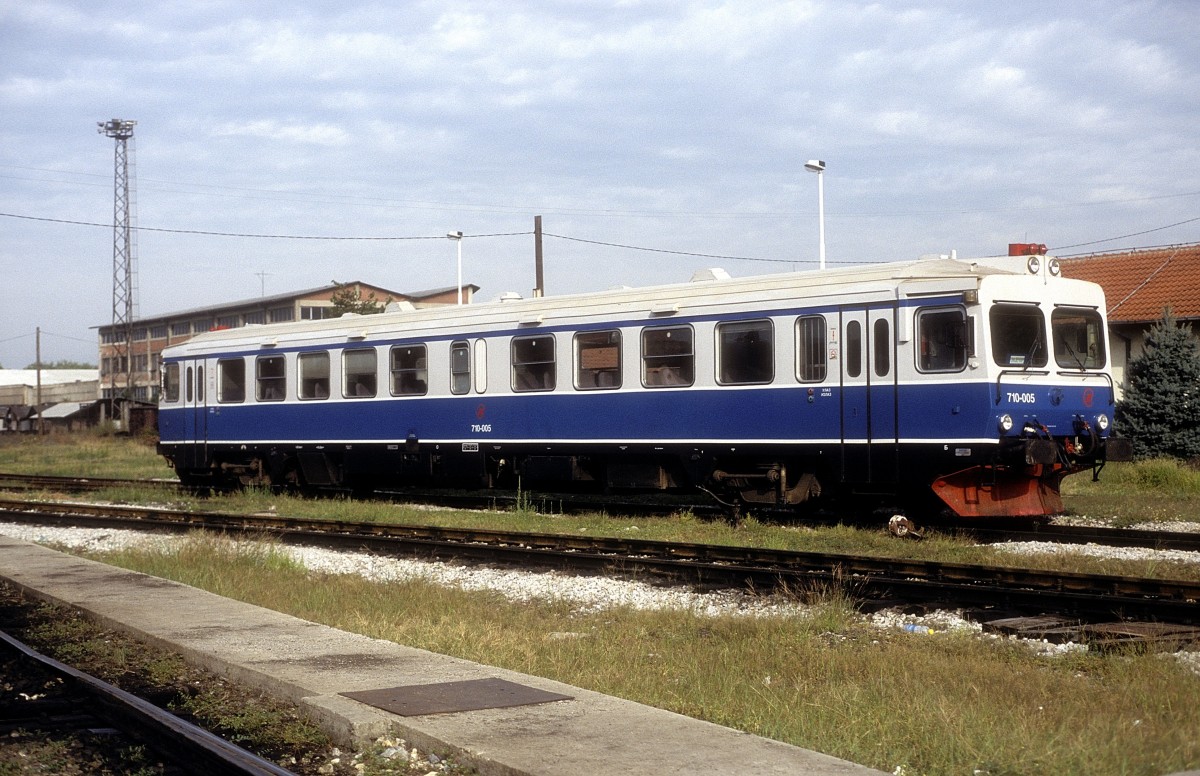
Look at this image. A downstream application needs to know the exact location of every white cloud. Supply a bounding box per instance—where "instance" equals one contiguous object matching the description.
[210,120,351,145]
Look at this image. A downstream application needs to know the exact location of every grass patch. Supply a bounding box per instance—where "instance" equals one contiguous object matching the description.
[0,433,170,480]
[1062,459,1200,526]
[76,532,1200,776]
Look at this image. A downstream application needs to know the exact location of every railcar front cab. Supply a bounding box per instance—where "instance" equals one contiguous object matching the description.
[931,254,1133,519]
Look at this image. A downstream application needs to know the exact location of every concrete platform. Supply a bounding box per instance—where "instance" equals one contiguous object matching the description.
[0,535,885,775]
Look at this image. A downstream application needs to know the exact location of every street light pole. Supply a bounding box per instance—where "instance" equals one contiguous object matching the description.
[447,231,464,305]
[804,160,826,270]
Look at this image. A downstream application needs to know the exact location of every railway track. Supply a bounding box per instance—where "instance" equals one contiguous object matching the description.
[2,497,1198,642]
[0,627,296,776]
[4,471,1200,552]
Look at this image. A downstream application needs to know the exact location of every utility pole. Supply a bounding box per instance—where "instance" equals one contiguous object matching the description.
[35,327,44,436]
[533,215,544,298]
[98,118,138,400]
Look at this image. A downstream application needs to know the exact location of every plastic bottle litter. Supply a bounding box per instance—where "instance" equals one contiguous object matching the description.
[903,624,934,634]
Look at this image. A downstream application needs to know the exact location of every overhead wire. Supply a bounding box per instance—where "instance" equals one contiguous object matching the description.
[2,207,1196,266]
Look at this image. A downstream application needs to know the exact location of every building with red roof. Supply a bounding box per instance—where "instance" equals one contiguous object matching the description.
[1058,242,1200,397]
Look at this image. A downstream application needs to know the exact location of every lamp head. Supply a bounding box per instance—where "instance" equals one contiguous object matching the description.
[804,160,825,173]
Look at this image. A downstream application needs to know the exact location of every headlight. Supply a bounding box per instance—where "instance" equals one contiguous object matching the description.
[1096,413,1109,431]
[998,414,1014,433]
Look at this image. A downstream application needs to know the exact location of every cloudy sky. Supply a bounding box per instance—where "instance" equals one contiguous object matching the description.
[2,1,1198,368]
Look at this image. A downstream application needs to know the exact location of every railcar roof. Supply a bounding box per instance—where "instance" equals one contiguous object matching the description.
[164,255,1036,355]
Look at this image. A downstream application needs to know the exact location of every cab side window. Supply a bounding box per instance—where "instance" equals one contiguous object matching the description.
[917,307,969,372]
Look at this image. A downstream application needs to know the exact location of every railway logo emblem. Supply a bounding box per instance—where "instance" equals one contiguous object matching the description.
[476,404,487,419]
[1082,388,1094,407]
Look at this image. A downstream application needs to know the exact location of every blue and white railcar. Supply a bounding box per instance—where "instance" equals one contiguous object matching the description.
[157,253,1131,520]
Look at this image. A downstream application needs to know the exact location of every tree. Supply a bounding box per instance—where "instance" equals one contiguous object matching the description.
[24,360,97,369]
[328,281,391,316]
[1115,309,1200,460]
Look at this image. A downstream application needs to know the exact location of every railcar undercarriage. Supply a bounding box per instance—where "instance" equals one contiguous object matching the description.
[162,428,1132,523]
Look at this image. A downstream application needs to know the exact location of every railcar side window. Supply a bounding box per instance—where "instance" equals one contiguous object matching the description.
[217,358,245,403]
[196,366,205,402]
[450,341,471,395]
[990,304,1047,368]
[717,320,773,384]
[390,345,428,395]
[642,326,694,387]
[796,316,827,382]
[1052,307,1106,369]
[575,330,622,390]
[299,352,330,399]
[512,335,556,392]
[343,348,377,398]
[256,356,286,401]
[186,367,193,403]
[845,321,862,378]
[163,363,180,402]
[916,307,969,372]
[873,318,890,377]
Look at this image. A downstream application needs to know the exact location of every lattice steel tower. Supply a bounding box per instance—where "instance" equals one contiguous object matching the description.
[97,118,138,397]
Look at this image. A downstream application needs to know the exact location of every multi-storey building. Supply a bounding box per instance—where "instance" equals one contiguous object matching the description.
[96,281,475,400]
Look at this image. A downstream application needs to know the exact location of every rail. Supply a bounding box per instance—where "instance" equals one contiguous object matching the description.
[0,628,296,776]
[2,498,1198,628]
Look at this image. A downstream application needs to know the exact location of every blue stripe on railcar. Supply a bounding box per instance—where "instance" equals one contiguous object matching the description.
[162,379,1102,447]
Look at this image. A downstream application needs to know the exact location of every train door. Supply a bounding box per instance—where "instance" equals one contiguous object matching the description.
[839,306,899,484]
[867,308,898,483]
[181,358,209,456]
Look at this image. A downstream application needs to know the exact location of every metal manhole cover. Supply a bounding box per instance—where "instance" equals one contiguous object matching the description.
[342,677,573,716]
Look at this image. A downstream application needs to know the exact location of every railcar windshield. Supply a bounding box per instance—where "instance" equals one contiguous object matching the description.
[990,304,1047,368]
[1052,307,1106,369]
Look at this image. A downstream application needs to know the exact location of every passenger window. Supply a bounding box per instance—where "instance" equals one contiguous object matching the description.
[390,345,428,396]
[916,307,968,372]
[343,348,377,398]
[163,363,180,402]
[575,330,621,390]
[299,352,330,399]
[450,341,471,395]
[873,318,890,377]
[717,320,773,384]
[1052,307,1106,369]
[796,316,827,382]
[642,326,694,387]
[196,365,205,402]
[217,358,245,403]
[186,366,193,403]
[256,355,286,401]
[513,335,556,392]
[990,305,1047,368]
[846,321,862,378]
